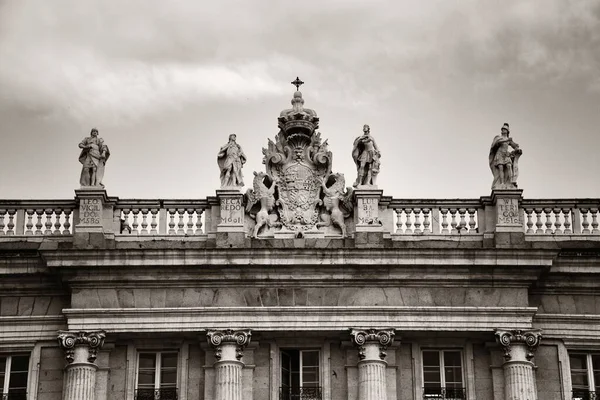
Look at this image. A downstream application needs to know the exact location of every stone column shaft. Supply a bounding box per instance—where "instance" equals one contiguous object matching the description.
[58,331,106,400]
[495,329,542,400]
[208,329,251,400]
[351,329,395,400]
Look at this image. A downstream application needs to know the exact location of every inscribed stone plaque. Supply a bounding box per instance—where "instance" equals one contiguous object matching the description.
[357,196,380,226]
[220,196,243,225]
[79,197,103,226]
[496,197,521,226]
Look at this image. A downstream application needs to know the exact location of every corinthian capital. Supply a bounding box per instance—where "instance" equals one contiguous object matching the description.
[495,329,542,361]
[207,329,252,361]
[350,328,395,361]
[57,330,106,363]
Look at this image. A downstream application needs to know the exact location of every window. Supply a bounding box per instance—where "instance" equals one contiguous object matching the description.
[280,349,321,400]
[570,353,600,400]
[422,350,466,399]
[136,352,178,400]
[0,354,29,400]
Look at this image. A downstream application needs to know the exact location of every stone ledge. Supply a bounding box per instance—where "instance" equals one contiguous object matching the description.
[63,306,537,333]
[534,313,600,340]
[0,315,67,344]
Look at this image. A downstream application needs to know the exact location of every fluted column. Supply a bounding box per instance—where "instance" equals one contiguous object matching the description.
[57,331,106,400]
[495,329,542,400]
[350,328,395,400]
[207,329,252,400]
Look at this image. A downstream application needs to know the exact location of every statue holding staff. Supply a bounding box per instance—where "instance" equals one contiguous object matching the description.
[489,123,522,190]
[79,128,109,187]
[218,134,247,188]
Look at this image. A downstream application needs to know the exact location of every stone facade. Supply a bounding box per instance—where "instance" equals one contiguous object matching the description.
[1,86,599,400]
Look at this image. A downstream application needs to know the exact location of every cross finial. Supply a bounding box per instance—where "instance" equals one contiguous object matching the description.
[291,77,304,91]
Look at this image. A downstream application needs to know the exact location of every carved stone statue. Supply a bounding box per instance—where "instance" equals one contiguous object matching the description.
[79,128,109,187]
[489,123,522,190]
[317,173,353,237]
[352,125,381,187]
[217,134,247,188]
[245,172,279,238]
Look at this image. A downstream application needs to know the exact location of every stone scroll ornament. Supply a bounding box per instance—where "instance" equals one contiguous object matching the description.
[217,134,247,189]
[79,128,110,188]
[207,329,252,361]
[495,329,542,361]
[350,328,395,360]
[352,124,381,187]
[57,330,106,363]
[489,123,522,190]
[246,78,353,237]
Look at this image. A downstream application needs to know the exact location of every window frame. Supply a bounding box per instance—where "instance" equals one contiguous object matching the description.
[270,340,330,400]
[0,353,30,398]
[415,344,470,400]
[569,352,600,399]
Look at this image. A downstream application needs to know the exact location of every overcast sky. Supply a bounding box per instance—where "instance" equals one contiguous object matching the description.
[1,0,599,200]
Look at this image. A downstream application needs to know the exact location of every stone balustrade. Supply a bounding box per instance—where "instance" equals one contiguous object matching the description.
[389,199,483,235]
[116,199,210,235]
[521,199,600,235]
[1,195,599,241]
[0,200,76,235]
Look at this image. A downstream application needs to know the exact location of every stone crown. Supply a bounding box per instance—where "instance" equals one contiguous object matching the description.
[278,91,319,136]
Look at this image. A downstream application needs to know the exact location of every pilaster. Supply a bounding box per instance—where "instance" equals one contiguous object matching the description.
[207,329,252,400]
[350,328,395,400]
[57,330,106,400]
[495,329,542,400]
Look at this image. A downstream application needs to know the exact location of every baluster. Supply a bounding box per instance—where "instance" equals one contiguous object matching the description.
[168,209,176,234]
[467,208,477,233]
[177,208,185,234]
[525,209,534,234]
[422,208,431,234]
[450,209,458,234]
[35,210,43,235]
[553,207,563,234]
[54,209,63,234]
[131,209,140,234]
[140,209,149,235]
[394,209,403,234]
[581,208,591,234]
[413,208,422,233]
[404,208,413,234]
[44,209,53,235]
[562,208,572,234]
[534,208,544,234]
[0,209,6,235]
[186,208,195,234]
[150,209,158,235]
[543,208,553,234]
[458,208,467,232]
[6,210,16,235]
[25,209,34,235]
[120,209,130,234]
[195,209,203,234]
[592,208,599,234]
[440,208,449,234]
[63,209,72,234]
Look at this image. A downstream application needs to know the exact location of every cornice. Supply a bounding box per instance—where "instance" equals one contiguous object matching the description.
[63,306,537,333]
[534,313,600,340]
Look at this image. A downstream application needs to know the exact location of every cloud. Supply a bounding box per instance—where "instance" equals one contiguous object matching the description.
[1,0,599,126]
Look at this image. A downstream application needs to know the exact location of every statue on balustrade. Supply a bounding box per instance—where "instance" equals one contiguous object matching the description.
[79,128,110,187]
[489,123,522,190]
[217,134,247,188]
[352,124,381,187]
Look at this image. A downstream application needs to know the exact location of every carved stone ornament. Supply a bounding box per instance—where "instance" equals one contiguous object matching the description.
[246,81,353,237]
[489,123,522,190]
[57,330,106,363]
[207,329,252,361]
[350,329,395,361]
[495,329,542,361]
[217,134,247,189]
[79,128,110,188]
